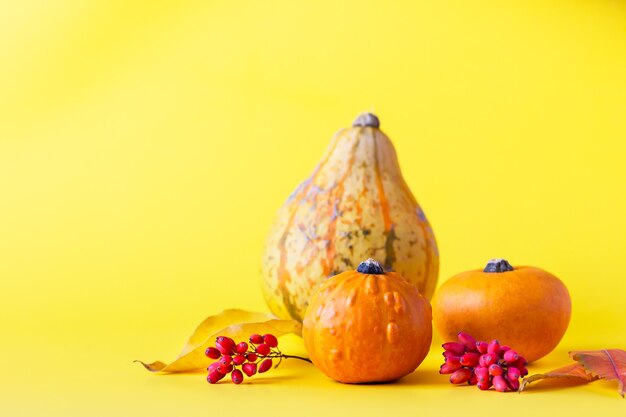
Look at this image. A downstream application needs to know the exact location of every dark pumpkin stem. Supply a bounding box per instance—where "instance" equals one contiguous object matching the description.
[352,113,380,128]
[483,258,514,273]
[357,258,385,274]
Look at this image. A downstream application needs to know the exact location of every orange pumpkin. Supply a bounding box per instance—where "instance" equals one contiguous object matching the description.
[262,113,439,321]
[432,259,571,363]
[303,258,432,383]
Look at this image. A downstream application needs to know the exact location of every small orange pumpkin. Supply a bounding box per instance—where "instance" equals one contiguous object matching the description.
[303,258,432,383]
[432,259,571,363]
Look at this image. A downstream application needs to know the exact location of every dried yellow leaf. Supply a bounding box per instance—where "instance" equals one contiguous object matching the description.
[135,309,302,373]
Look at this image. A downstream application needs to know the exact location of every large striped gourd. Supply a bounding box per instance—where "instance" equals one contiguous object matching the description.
[261,113,438,321]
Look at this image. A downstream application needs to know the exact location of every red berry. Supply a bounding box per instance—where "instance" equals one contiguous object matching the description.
[249,334,264,344]
[233,354,246,365]
[479,354,496,367]
[217,363,233,374]
[513,356,528,369]
[235,342,248,354]
[519,366,528,377]
[510,356,528,376]
[231,369,244,384]
[476,341,488,354]
[215,337,235,355]
[205,347,221,359]
[445,355,461,366]
[468,374,479,386]
[246,353,258,362]
[207,362,220,373]
[439,362,462,374]
[450,368,473,384]
[219,355,232,366]
[255,343,271,356]
[460,353,480,367]
[474,366,489,382]
[477,380,492,390]
[500,345,511,352]
[263,334,278,348]
[457,332,478,352]
[258,358,273,373]
[207,370,225,384]
[242,362,257,377]
[442,342,466,356]
[507,367,521,380]
[488,364,503,376]
[476,374,490,384]
[503,350,519,363]
[216,344,231,356]
[216,336,235,345]
[487,339,500,355]
[506,375,520,391]
[492,375,509,392]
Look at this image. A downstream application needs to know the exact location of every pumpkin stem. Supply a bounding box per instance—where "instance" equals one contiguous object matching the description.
[483,258,514,273]
[356,258,385,274]
[352,113,380,128]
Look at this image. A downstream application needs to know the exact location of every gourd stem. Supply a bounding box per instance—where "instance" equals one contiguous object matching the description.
[483,259,514,273]
[356,258,385,274]
[352,113,380,128]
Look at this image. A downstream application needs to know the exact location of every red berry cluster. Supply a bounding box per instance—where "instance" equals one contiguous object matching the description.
[205,334,277,384]
[205,333,310,384]
[440,332,528,392]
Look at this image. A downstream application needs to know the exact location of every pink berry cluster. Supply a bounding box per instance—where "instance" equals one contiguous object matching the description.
[440,332,529,392]
[205,333,282,384]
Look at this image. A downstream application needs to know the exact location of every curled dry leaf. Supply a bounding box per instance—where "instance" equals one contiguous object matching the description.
[572,350,626,397]
[135,309,302,373]
[519,363,597,392]
[519,349,626,397]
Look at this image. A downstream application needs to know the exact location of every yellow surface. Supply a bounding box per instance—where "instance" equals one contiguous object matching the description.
[1,0,626,415]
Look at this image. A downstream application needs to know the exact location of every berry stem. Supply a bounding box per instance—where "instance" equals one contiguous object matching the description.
[275,354,313,363]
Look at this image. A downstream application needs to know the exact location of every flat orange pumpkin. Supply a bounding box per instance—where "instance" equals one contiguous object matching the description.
[432,259,571,363]
[303,258,432,383]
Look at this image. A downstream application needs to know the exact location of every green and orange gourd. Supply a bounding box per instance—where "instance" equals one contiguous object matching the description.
[261,113,439,321]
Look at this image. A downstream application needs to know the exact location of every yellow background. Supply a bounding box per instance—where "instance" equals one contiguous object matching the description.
[1,0,625,415]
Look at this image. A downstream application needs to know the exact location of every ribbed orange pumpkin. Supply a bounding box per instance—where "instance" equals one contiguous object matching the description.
[262,113,439,321]
[432,259,571,363]
[303,258,432,383]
